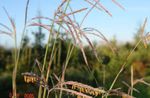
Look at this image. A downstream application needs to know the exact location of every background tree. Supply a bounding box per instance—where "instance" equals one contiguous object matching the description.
[32,11,45,61]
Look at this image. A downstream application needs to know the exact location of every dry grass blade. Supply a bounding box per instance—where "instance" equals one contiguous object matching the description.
[107,89,134,98]
[53,88,93,98]
[61,8,88,18]
[83,28,104,40]
[77,29,100,62]
[80,44,89,66]
[0,8,16,37]
[92,0,112,16]
[82,33,97,54]
[133,78,150,87]
[62,21,77,43]
[29,14,78,46]
[112,0,125,10]
[122,81,140,94]
[0,30,12,37]
[30,16,52,22]
[53,73,60,82]
[130,64,133,96]
[35,59,42,74]
[143,37,148,48]
[28,22,50,31]
[68,5,77,23]
[57,0,67,12]
[80,0,99,27]
[3,7,16,35]
[129,64,150,97]
[0,23,13,33]
[83,27,116,54]
[140,80,150,86]
[145,33,150,41]
[84,0,102,11]
[140,18,147,37]
[61,14,90,67]
[139,18,148,48]
[50,19,76,43]
[28,17,61,35]
[142,32,149,48]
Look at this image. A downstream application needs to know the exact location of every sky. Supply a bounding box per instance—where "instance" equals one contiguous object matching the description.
[0,0,150,48]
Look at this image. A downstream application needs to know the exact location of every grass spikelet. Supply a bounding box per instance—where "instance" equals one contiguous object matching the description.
[112,0,125,10]
[61,81,106,96]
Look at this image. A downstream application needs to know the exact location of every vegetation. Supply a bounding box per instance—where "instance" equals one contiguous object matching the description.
[0,0,150,98]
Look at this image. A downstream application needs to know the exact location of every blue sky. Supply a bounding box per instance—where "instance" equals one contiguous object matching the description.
[0,0,150,47]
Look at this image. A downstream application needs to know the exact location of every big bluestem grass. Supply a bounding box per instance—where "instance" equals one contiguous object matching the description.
[2,0,150,98]
[0,0,30,98]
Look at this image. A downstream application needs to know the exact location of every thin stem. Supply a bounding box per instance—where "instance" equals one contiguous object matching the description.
[41,1,71,98]
[109,39,142,91]
[12,32,17,98]
[131,65,133,96]
[12,1,30,97]
[38,15,55,98]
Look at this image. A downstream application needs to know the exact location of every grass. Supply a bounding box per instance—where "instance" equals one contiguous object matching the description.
[0,0,150,98]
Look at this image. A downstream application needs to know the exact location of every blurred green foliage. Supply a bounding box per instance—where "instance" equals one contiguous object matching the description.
[0,29,150,98]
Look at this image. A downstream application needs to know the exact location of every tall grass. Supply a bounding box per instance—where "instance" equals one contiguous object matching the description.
[1,0,150,98]
[0,0,30,98]
[0,8,18,98]
[28,0,126,98]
